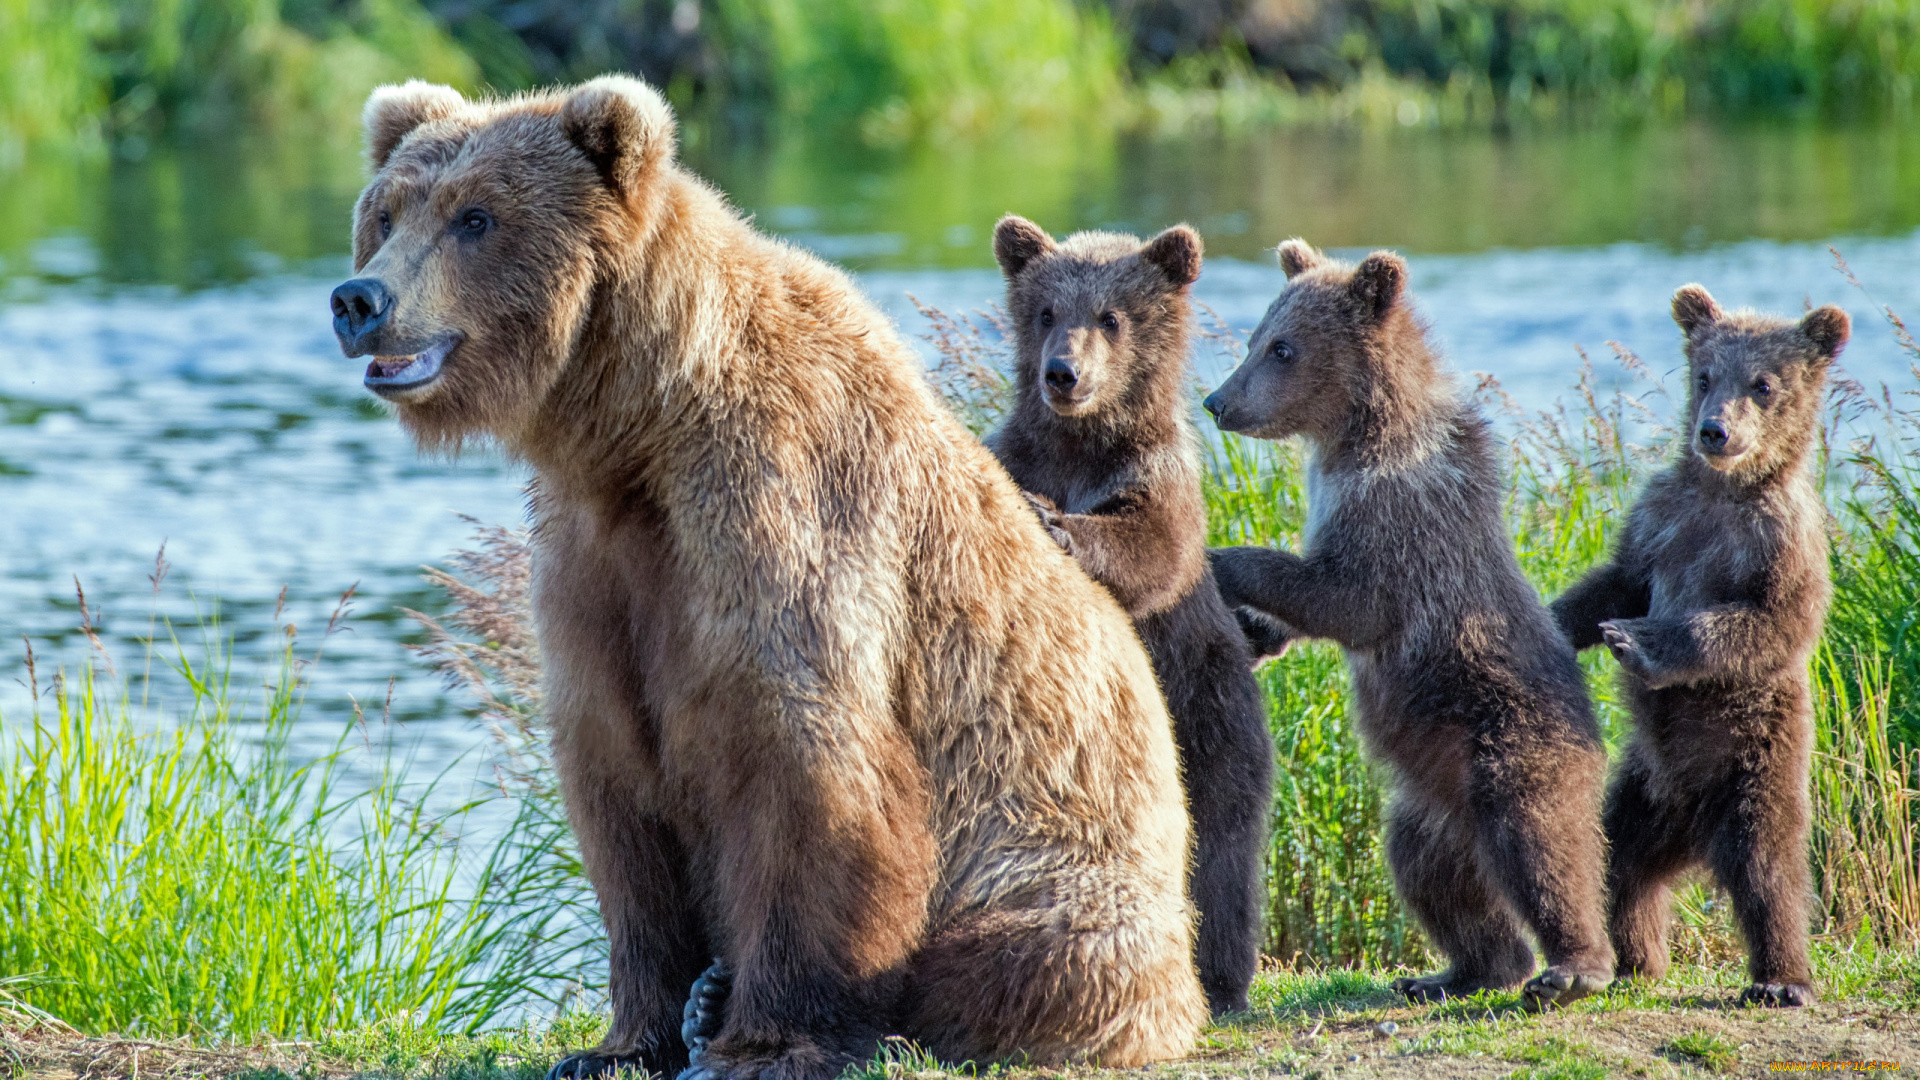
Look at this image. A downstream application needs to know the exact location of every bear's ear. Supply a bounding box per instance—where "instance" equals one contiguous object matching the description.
[1276,238,1323,279]
[1800,304,1851,361]
[1142,224,1203,288]
[562,75,678,200]
[1347,251,1407,322]
[993,215,1056,278]
[363,81,466,170]
[1671,284,1722,337]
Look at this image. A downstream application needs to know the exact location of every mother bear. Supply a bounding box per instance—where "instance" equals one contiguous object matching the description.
[328,77,1207,1079]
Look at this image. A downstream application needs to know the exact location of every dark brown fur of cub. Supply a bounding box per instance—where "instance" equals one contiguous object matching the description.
[1552,285,1847,1008]
[1204,240,1614,1010]
[986,216,1276,1016]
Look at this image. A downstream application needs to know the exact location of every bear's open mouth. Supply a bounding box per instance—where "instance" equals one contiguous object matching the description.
[365,335,461,397]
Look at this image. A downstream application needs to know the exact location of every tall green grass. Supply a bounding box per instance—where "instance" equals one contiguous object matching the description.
[0,608,591,1035]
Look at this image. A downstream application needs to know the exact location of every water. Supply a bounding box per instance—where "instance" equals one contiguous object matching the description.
[4,118,1920,773]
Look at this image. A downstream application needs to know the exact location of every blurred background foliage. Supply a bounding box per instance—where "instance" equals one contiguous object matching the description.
[5,0,1920,153]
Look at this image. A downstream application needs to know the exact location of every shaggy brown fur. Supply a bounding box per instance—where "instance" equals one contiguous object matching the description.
[984,216,1276,1016]
[1201,240,1614,1011]
[1552,285,1847,1008]
[329,77,1205,1080]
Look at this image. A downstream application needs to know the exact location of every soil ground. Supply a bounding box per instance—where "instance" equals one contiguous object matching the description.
[5,963,1916,1080]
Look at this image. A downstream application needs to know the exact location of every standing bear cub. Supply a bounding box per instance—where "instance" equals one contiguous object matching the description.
[1552,285,1848,1007]
[1204,240,1614,1010]
[986,216,1276,1016]
[330,77,1206,1080]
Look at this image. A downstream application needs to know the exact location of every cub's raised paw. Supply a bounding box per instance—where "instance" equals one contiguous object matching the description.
[681,959,731,1064]
[1234,607,1295,667]
[1599,621,1655,682]
[1021,492,1073,553]
[1740,981,1814,1008]
[1521,966,1610,1013]
[546,1051,654,1080]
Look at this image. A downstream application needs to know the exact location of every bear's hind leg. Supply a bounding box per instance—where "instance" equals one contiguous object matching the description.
[1603,754,1694,985]
[1709,757,1815,1007]
[1468,741,1615,1012]
[901,870,1207,1067]
[1175,647,1274,1017]
[1384,798,1535,1004]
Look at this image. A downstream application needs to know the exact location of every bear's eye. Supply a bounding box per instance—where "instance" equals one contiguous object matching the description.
[1752,377,1774,397]
[378,209,391,239]
[457,208,494,237]
[1271,339,1295,363]
[1697,371,1711,392]
[1039,309,1054,329]
[1100,311,1120,333]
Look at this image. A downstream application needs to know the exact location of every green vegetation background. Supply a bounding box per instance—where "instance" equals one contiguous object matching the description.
[7,0,1920,153]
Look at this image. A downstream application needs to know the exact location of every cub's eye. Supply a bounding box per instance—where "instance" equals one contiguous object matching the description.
[457,208,494,236]
[1100,311,1120,332]
[1271,339,1295,363]
[1752,377,1773,397]
[1039,308,1054,328]
[1697,371,1711,392]
[378,210,391,239]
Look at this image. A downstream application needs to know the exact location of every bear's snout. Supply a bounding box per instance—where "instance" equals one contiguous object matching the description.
[1044,356,1079,392]
[332,278,395,356]
[1697,418,1729,454]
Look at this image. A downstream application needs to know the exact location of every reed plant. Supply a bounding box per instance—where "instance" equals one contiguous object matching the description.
[0,593,591,1035]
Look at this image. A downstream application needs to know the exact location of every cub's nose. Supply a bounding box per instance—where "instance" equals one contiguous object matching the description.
[1202,391,1223,419]
[1698,418,1729,453]
[331,278,393,354]
[1043,356,1078,391]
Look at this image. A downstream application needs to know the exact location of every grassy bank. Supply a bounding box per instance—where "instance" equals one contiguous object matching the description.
[9,0,1920,149]
[0,601,594,1036]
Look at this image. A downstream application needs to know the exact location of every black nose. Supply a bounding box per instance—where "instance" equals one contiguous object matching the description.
[1202,391,1222,419]
[1044,356,1078,391]
[1698,419,1728,452]
[331,278,392,353]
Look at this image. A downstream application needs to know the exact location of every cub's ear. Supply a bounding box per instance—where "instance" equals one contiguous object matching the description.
[993,215,1056,278]
[364,81,466,170]
[1276,238,1323,279]
[1348,251,1407,322]
[1800,304,1851,361]
[1671,284,1722,337]
[562,75,678,199]
[1142,224,1203,288]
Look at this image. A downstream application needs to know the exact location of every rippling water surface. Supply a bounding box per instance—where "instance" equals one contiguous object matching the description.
[4,119,1919,773]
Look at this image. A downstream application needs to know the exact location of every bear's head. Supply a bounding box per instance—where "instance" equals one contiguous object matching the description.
[1671,284,1848,481]
[329,76,677,448]
[1203,239,1414,444]
[993,215,1202,422]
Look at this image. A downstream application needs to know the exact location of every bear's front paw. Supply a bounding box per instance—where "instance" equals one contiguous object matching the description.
[1600,620,1661,683]
[1234,607,1295,666]
[1740,981,1814,1008]
[1022,492,1073,553]
[546,1051,654,1080]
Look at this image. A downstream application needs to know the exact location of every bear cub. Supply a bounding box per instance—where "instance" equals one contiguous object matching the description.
[987,215,1276,1016]
[1205,240,1614,1010]
[1552,285,1848,1007]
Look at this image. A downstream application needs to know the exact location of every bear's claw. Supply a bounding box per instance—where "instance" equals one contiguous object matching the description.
[1521,966,1610,1012]
[681,959,731,1064]
[545,1051,650,1080]
[1740,981,1813,1008]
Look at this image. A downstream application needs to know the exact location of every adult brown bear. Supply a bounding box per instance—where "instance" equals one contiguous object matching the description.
[329,77,1205,1080]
